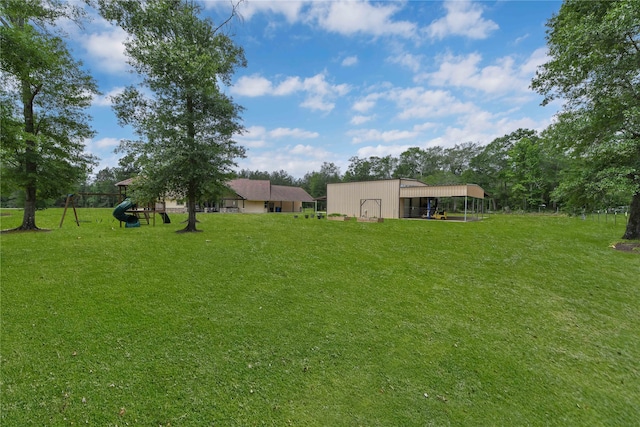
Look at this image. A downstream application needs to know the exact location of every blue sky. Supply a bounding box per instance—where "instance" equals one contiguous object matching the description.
[69,0,563,178]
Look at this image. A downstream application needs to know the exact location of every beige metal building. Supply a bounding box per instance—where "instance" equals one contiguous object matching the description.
[327,179,486,220]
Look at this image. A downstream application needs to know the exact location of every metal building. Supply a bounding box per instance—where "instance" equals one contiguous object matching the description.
[327,179,486,221]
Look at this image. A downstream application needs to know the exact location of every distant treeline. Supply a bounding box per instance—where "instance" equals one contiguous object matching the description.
[0,128,629,213]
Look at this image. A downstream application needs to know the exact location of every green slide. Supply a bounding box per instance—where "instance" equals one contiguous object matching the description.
[112,198,140,228]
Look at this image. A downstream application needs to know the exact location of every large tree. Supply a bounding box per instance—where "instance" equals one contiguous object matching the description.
[469,129,536,210]
[100,0,246,232]
[302,162,341,197]
[532,0,640,239]
[0,0,98,231]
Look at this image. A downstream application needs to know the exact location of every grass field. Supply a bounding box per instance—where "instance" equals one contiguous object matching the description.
[1,209,638,426]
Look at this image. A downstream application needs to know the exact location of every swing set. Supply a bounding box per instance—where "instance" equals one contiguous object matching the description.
[59,192,120,227]
[59,192,169,228]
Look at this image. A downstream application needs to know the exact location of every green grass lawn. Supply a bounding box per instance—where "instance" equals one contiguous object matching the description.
[1,209,638,426]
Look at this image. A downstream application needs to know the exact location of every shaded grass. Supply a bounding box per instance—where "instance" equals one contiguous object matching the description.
[1,209,639,425]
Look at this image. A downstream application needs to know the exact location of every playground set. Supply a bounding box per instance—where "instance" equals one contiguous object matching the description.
[59,186,170,228]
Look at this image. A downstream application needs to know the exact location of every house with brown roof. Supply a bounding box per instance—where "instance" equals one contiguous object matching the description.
[221,178,314,213]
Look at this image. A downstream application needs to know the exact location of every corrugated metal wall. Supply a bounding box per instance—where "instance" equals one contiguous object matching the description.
[328,181,486,220]
[327,180,401,218]
[399,184,484,199]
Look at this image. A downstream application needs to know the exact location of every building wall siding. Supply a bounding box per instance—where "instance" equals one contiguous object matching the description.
[241,200,267,213]
[328,181,485,220]
[268,201,303,213]
[399,184,485,199]
[236,200,304,213]
[327,180,401,219]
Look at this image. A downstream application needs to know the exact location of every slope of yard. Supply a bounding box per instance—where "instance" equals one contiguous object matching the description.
[1,209,638,426]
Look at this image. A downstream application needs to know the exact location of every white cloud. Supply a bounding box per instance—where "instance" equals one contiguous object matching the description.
[351,86,476,121]
[426,0,498,40]
[302,73,350,97]
[356,144,415,159]
[289,144,332,158]
[342,55,358,67]
[269,128,319,139]
[93,137,121,149]
[387,52,423,73]
[80,25,129,74]
[219,0,418,40]
[236,125,319,149]
[389,87,476,120]
[513,33,530,45]
[348,128,419,144]
[424,110,552,149]
[235,126,268,148]
[242,139,269,149]
[232,73,350,112]
[351,93,381,113]
[273,76,303,95]
[301,97,335,112]
[242,125,267,138]
[233,75,273,97]
[520,47,550,75]
[421,52,482,87]
[92,86,125,107]
[235,145,337,178]
[231,0,305,23]
[308,1,417,39]
[421,49,549,95]
[350,115,375,125]
[413,122,438,132]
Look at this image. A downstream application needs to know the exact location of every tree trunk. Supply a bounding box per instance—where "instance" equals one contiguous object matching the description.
[622,191,640,240]
[180,195,199,232]
[180,182,200,232]
[19,181,38,230]
[179,96,200,233]
[18,78,39,230]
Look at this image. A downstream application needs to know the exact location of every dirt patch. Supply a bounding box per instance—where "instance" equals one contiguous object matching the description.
[611,242,640,253]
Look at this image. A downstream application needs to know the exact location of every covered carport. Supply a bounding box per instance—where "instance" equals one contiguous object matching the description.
[399,184,486,221]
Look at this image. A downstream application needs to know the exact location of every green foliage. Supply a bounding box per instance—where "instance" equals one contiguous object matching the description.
[0,0,99,229]
[394,146,444,179]
[100,0,246,231]
[1,210,638,425]
[237,169,298,187]
[344,144,481,184]
[343,155,377,182]
[532,0,640,239]
[303,162,341,198]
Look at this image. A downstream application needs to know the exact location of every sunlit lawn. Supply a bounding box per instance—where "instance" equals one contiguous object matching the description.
[1,208,638,426]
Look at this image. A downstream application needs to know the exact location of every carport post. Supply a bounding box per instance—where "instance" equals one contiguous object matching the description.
[464,196,468,221]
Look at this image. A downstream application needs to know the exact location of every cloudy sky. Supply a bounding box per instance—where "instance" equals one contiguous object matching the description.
[72,0,562,178]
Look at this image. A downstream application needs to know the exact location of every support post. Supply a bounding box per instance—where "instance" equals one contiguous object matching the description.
[59,194,80,228]
[464,196,468,222]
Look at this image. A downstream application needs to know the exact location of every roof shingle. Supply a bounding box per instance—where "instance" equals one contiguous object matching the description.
[227,179,313,202]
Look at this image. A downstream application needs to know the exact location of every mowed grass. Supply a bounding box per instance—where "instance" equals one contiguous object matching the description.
[1,209,638,426]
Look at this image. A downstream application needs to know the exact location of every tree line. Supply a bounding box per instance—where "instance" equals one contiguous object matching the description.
[1,0,638,238]
[66,125,626,216]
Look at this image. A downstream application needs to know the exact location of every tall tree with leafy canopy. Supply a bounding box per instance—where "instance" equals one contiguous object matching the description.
[469,129,536,210]
[302,162,341,198]
[100,0,246,232]
[0,0,98,231]
[532,0,640,239]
